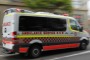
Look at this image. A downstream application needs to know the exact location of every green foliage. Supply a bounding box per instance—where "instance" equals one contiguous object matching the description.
[23,0,72,12]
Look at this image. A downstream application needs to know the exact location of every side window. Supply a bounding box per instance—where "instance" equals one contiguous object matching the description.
[19,16,66,31]
[19,16,43,31]
[70,20,81,31]
[46,18,66,31]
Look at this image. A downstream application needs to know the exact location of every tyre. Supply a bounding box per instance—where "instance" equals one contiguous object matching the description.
[28,45,41,58]
[79,42,87,50]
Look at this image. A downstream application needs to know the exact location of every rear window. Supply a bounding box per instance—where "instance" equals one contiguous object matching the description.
[19,16,66,31]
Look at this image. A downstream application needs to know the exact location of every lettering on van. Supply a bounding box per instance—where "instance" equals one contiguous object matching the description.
[22,32,64,34]
[3,22,11,26]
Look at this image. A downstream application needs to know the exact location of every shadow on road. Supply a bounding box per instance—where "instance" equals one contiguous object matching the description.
[3,48,83,60]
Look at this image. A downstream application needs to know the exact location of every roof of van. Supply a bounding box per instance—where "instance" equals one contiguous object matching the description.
[5,12,75,20]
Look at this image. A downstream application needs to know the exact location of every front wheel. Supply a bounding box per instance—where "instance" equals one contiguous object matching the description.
[28,45,41,58]
[79,42,87,50]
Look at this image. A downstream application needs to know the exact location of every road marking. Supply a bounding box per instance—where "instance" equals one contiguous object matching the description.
[48,50,90,60]
[0,54,18,57]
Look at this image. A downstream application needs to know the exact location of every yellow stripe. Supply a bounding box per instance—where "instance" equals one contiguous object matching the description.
[16,35,73,38]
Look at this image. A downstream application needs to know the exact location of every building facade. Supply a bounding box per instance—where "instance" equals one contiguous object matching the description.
[72,0,88,22]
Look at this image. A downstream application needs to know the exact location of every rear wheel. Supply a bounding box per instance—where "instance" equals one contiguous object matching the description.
[28,45,41,58]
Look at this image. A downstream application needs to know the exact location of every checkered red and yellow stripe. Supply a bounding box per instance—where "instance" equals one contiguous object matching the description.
[17,36,80,44]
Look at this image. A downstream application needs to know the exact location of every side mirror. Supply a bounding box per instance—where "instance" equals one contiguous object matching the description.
[79,27,83,32]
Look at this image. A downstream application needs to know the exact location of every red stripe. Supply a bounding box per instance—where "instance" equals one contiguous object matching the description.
[19,47,28,53]
[43,43,80,51]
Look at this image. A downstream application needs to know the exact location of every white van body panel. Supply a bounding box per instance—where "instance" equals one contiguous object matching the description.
[2,13,15,38]
[3,43,14,49]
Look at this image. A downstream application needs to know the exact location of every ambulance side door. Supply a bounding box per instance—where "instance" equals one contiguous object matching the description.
[69,19,82,43]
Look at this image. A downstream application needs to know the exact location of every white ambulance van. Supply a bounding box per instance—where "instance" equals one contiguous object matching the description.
[2,8,89,58]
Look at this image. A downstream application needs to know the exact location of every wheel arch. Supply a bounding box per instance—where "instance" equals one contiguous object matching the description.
[30,40,42,44]
[80,37,89,45]
[29,39,43,49]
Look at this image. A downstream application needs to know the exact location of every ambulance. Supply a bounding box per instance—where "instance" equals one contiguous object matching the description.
[2,8,90,58]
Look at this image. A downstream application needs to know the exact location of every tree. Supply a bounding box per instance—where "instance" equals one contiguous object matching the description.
[23,0,72,13]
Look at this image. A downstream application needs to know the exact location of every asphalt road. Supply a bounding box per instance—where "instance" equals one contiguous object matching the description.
[0,44,90,60]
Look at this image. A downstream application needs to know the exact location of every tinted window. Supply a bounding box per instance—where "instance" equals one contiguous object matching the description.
[19,16,66,31]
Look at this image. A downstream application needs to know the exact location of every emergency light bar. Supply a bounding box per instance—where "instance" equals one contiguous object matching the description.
[4,8,34,15]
